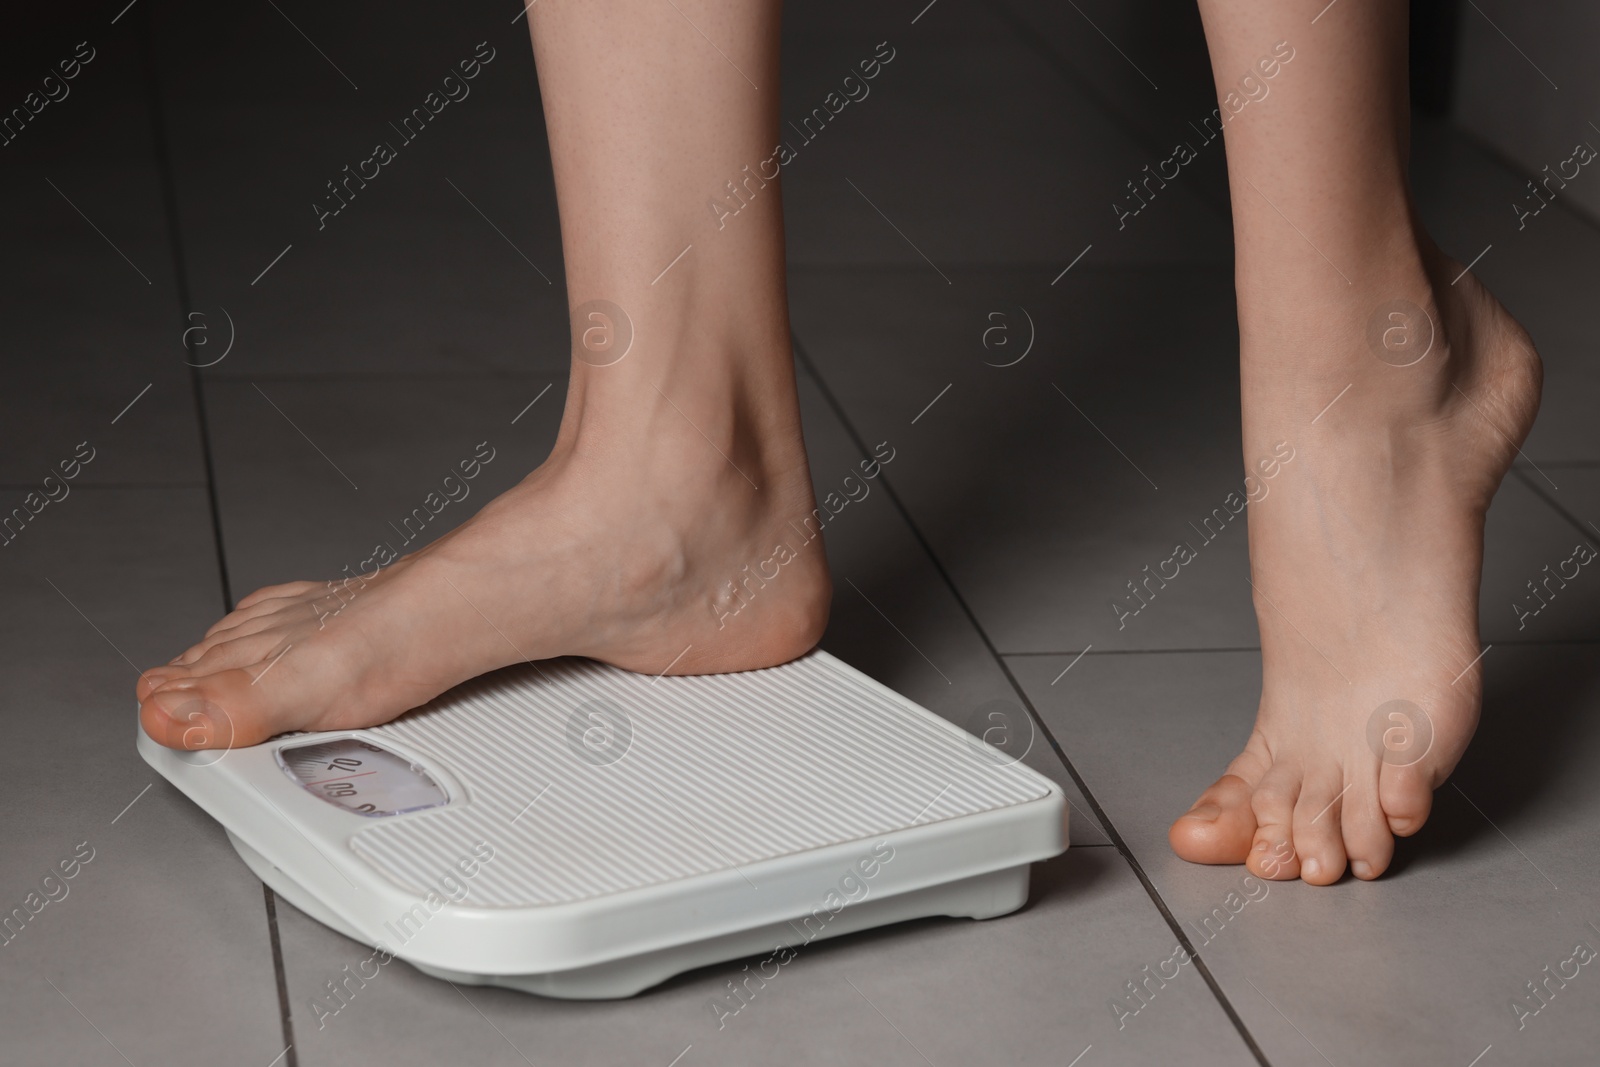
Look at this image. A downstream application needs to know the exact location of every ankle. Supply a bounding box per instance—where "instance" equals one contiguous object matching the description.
[1238,223,1462,391]
[555,309,807,473]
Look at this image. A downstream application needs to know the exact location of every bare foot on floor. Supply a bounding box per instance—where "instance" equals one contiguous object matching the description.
[1169,244,1542,884]
[137,340,832,750]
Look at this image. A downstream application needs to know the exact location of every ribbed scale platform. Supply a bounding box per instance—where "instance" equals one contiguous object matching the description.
[351,652,1049,908]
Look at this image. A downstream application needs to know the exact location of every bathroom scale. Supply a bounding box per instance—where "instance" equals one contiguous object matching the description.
[138,648,1068,999]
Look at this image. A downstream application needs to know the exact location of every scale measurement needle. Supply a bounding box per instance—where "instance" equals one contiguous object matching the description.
[303,770,378,786]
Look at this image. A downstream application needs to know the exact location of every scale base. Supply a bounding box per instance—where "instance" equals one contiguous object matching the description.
[229,831,1030,999]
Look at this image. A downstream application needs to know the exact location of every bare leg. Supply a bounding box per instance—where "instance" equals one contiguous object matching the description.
[138,0,830,749]
[1167,1,1541,882]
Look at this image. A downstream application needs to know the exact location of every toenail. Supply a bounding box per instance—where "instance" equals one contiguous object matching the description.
[1253,840,1269,853]
[154,692,217,745]
[1303,858,1320,878]
[1352,860,1373,879]
[1187,803,1221,821]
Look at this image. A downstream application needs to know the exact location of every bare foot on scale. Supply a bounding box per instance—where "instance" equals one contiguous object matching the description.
[137,0,832,750]
[137,353,832,750]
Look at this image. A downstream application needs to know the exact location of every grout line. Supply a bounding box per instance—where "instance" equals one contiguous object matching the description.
[1450,123,1600,235]
[139,11,299,1067]
[789,334,1270,1067]
[138,10,235,616]
[1050,644,1092,684]
[261,885,296,1066]
[1511,468,1600,548]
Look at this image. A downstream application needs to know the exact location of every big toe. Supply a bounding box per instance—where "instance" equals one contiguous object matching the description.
[138,671,282,750]
[1169,774,1258,864]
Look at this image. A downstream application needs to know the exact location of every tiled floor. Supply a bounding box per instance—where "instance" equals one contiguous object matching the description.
[4,1,1598,1065]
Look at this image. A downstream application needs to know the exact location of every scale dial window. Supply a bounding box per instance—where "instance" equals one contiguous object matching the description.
[276,738,449,817]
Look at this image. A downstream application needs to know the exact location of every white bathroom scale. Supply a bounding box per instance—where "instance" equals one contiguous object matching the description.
[138,648,1067,999]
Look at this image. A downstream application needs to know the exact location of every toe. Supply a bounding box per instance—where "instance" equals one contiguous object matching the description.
[1379,761,1435,837]
[184,633,292,678]
[235,580,323,610]
[1169,774,1258,864]
[1246,765,1302,880]
[1292,773,1350,885]
[138,670,283,750]
[1341,785,1395,880]
[187,613,291,663]
[139,683,240,749]
[203,598,294,640]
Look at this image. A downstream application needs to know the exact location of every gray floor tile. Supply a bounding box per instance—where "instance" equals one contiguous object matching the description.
[155,3,568,379]
[1483,475,1600,643]
[782,0,1012,47]
[1011,645,1600,1065]
[792,263,1257,655]
[152,0,1231,400]
[0,488,285,1065]
[1499,467,1600,643]
[779,18,1231,268]
[0,31,204,486]
[201,375,558,599]
[983,0,1231,210]
[280,845,1253,1067]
